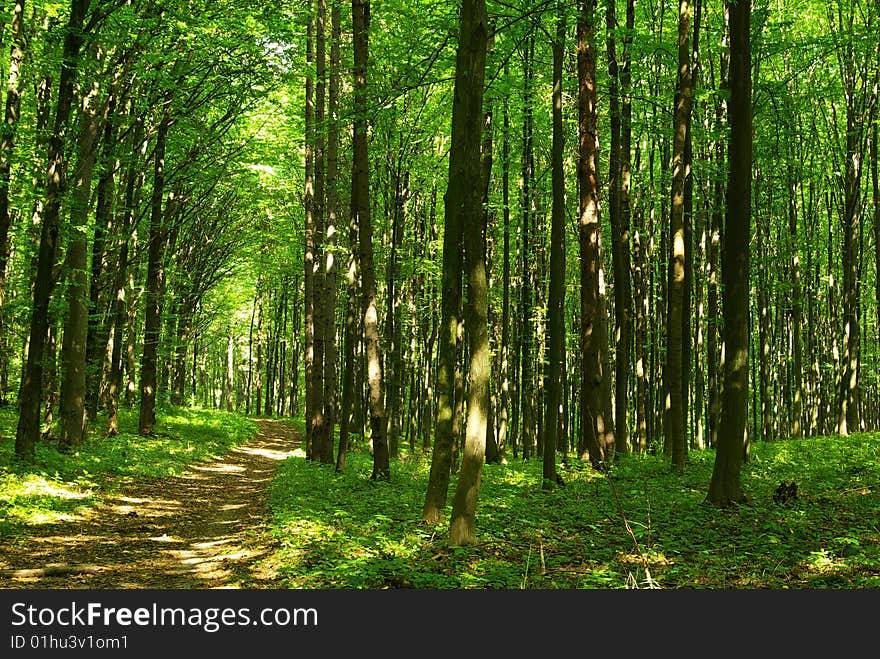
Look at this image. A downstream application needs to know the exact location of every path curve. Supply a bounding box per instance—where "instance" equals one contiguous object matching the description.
[0,419,299,589]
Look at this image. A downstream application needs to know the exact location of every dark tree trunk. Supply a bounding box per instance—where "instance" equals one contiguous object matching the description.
[708,0,750,506]
[16,0,92,461]
[137,115,169,436]
[577,0,615,467]
[605,0,632,455]
[543,6,565,488]
[352,0,390,481]
[321,0,341,465]
[0,0,26,404]
[664,0,692,471]
[59,80,102,449]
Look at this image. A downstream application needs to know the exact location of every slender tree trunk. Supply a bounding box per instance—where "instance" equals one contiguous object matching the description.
[873,127,879,389]
[605,0,631,455]
[519,31,536,460]
[543,5,565,488]
[137,114,169,436]
[303,5,315,456]
[0,0,26,404]
[337,213,360,472]
[321,0,341,465]
[708,0,750,506]
[84,95,117,419]
[664,0,692,471]
[312,0,327,459]
[497,64,512,462]
[107,118,140,436]
[352,0,390,481]
[59,80,102,449]
[788,153,804,439]
[707,11,728,448]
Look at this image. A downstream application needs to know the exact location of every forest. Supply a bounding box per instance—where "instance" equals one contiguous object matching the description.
[0,0,878,590]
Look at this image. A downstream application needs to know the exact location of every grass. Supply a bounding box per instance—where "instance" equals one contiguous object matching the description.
[263,431,880,589]
[0,405,256,536]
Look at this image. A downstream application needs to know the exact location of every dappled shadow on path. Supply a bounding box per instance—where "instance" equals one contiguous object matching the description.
[0,419,300,589]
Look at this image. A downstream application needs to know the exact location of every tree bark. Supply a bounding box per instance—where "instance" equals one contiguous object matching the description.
[448,0,489,546]
[708,0,750,506]
[352,0,390,481]
[664,0,692,471]
[137,114,169,436]
[543,5,565,488]
[577,0,614,467]
[16,0,91,461]
[59,80,102,449]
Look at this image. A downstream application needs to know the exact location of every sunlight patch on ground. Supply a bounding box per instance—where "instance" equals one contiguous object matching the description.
[193,463,246,474]
[235,446,298,461]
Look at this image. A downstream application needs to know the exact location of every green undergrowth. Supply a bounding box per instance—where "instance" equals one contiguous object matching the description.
[0,405,255,534]
[265,432,880,589]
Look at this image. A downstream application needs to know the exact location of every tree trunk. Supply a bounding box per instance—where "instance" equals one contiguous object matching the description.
[352,0,390,481]
[0,0,26,404]
[664,0,692,471]
[577,0,614,468]
[137,115,169,436]
[708,0,750,506]
[15,0,91,461]
[320,0,340,464]
[497,63,512,463]
[605,0,632,455]
[59,80,102,449]
[543,6,565,488]
[448,0,489,546]
[303,5,315,456]
[519,31,536,460]
[312,0,327,459]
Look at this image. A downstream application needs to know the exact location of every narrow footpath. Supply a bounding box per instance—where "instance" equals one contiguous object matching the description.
[0,419,300,589]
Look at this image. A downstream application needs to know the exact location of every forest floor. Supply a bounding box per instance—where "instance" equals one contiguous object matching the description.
[0,419,300,589]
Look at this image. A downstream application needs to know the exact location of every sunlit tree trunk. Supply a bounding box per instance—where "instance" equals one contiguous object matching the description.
[448,0,489,546]
[708,0,750,506]
[664,0,692,471]
[303,4,315,457]
[577,0,614,468]
[321,0,340,465]
[84,93,118,420]
[424,113,465,518]
[497,64,512,462]
[59,80,102,448]
[352,0,390,481]
[311,0,327,459]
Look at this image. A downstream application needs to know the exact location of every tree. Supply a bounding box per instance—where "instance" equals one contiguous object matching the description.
[447,0,489,547]
[543,3,565,488]
[15,0,93,461]
[664,0,693,471]
[352,0,390,481]
[708,0,750,507]
[577,0,615,468]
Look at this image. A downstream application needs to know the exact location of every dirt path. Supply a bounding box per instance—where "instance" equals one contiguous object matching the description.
[0,419,300,589]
